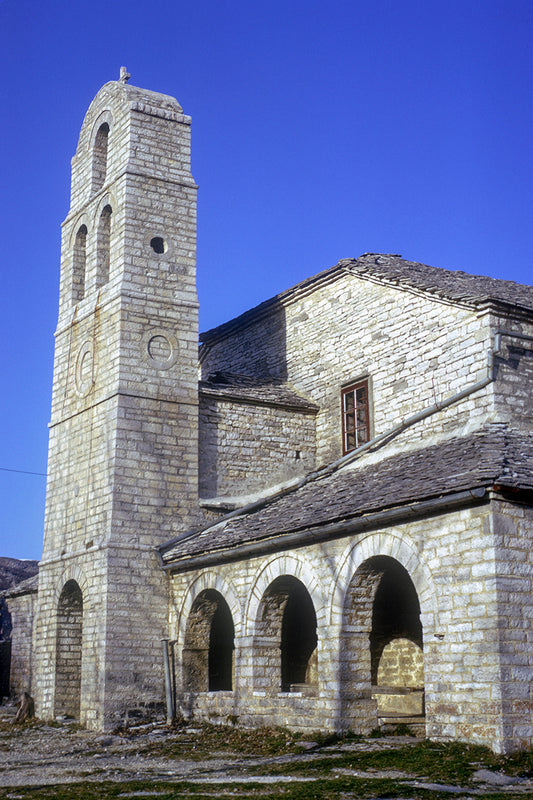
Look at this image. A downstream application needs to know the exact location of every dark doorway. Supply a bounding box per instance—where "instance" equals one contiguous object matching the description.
[183,590,234,692]
[54,580,83,719]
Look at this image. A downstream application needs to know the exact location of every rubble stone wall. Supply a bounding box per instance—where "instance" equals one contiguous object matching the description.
[7,590,36,697]
[199,395,316,497]
[200,276,502,465]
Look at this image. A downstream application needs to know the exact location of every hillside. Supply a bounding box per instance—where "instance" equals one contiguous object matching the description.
[0,557,38,591]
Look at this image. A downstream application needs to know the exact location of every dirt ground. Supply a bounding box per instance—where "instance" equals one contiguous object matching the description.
[1,702,533,799]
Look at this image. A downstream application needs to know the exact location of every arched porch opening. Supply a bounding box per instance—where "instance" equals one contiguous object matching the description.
[54,580,83,719]
[254,575,317,693]
[182,589,234,692]
[340,556,424,732]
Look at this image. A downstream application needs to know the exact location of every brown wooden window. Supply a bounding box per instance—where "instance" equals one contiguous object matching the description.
[341,379,370,454]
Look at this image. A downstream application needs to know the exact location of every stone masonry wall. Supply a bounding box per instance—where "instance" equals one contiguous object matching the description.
[490,318,533,431]
[35,79,200,728]
[200,274,499,466]
[7,590,36,697]
[199,395,316,498]
[491,501,533,750]
[168,499,533,752]
[376,638,424,688]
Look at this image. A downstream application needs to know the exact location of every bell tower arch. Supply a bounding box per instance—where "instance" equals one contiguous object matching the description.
[33,71,199,728]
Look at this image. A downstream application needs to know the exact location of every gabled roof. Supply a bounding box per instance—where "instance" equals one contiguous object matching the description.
[159,426,533,567]
[200,254,533,343]
[200,372,318,413]
[346,254,533,311]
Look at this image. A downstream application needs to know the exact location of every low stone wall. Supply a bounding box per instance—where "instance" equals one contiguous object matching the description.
[6,587,37,697]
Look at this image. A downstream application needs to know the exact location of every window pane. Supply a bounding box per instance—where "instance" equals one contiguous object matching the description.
[356,408,367,426]
[358,428,369,445]
[342,379,370,455]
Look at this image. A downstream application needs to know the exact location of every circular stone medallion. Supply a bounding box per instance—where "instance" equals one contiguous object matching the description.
[142,328,179,370]
[74,339,95,396]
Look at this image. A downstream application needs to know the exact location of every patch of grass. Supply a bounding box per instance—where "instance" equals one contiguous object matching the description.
[250,738,500,783]
[492,747,533,777]
[393,723,416,736]
[137,723,366,761]
[136,723,308,759]
[0,777,449,800]
[1,779,532,800]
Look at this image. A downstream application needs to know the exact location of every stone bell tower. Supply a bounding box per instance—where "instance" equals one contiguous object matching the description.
[32,71,199,728]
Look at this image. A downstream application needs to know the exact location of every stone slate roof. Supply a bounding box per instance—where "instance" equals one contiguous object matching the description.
[345,254,533,312]
[160,426,533,565]
[200,372,318,412]
[200,254,533,342]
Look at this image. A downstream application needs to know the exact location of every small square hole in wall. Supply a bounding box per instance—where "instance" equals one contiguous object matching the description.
[150,236,167,254]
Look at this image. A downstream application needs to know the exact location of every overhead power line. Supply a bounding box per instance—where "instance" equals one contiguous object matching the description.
[0,467,47,477]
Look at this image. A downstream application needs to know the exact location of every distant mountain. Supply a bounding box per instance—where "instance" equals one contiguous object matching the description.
[0,558,39,592]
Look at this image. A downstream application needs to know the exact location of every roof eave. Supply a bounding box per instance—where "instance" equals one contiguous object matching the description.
[160,485,491,573]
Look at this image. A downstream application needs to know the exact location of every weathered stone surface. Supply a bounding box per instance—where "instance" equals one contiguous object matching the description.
[32,76,199,729]
[7,75,532,757]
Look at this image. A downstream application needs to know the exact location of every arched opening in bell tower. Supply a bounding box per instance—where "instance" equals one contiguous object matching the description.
[96,204,112,288]
[72,225,87,304]
[91,122,109,194]
[54,580,83,720]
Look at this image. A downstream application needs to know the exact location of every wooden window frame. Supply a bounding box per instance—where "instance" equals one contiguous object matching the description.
[341,379,370,455]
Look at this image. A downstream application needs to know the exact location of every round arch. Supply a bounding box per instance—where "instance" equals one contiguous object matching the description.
[91,190,117,225]
[175,570,242,650]
[67,213,91,249]
[88,109,114,151]
[335,535,433,733]
[244,553,325,638]
[54,579,84,720]
[253,573,319,694]
[182,588,235,693]
[330,530,438,634]
[54,566,89,607]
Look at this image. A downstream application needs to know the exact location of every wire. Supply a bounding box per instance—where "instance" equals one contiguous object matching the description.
[0,467,46,477]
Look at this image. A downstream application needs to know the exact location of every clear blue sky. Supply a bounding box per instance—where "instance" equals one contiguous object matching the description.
[0,0,532,560]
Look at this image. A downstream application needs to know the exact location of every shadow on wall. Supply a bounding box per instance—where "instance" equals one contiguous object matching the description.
[200,299,288,383]
[339,556,424,732]
[199,302,304,498]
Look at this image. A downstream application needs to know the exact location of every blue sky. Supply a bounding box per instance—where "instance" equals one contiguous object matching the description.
[0,0,532,560]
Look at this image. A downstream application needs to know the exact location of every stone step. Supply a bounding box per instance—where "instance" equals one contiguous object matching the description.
[378,715,426,737]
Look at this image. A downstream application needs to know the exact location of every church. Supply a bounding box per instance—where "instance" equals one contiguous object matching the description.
[6,73,533,754]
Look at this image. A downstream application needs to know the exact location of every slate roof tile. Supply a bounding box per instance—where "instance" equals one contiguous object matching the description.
[346,254,533,311]
[161,426,533,564]
[200,372,318,411]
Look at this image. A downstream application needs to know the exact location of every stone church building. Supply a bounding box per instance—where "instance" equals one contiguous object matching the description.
[6,74,533,753]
